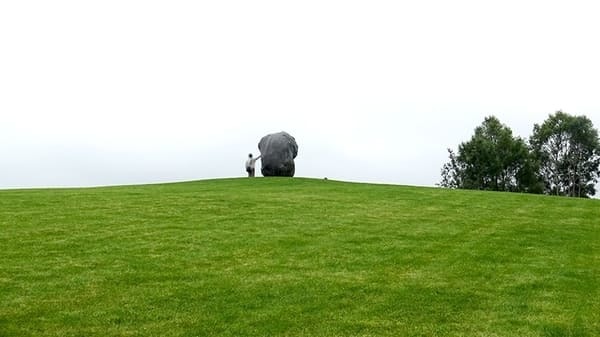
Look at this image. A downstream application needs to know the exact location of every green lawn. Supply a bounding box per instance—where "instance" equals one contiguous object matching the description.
[1,178,598,337]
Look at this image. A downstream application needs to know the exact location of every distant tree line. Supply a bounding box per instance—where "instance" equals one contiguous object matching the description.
[440,111,600,198]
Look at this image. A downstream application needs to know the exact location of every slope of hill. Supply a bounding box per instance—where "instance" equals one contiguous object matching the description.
[1,178,598,337]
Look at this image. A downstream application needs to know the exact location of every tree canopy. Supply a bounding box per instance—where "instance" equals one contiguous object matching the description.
[440,116,539,193]
[441,111,600,198]
[530,111,600,197]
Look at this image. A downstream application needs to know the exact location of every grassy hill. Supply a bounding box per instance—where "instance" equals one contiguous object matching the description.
[1,178,598,337]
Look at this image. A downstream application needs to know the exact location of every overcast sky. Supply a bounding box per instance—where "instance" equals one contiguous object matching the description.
[2,1,600,189]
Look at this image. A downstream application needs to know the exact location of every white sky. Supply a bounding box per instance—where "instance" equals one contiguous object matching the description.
[2,1,600,189]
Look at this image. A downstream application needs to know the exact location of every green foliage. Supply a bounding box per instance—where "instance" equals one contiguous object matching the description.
[1,178,599,337]
[441,116,540,193]
[440,148,463,188]
[530,111,600,197]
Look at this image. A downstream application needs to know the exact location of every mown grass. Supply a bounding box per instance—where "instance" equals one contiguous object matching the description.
[0,178,598,337]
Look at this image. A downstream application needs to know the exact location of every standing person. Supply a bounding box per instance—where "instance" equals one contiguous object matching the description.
[245,153,261,177]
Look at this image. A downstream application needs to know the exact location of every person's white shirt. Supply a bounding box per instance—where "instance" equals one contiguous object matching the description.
[245,155,261,169]
[245,157,256,169]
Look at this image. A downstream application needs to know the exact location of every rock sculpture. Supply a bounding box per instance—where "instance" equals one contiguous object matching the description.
[258,131,298,177]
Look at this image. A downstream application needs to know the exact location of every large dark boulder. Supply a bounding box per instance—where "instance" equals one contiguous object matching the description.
[258,131,298,177]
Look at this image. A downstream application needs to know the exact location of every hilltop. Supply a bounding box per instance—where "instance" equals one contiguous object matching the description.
[1,178,598,337]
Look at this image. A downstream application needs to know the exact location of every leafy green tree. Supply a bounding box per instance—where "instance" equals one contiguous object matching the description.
[440,149,463,189]
[440,116,540,193]
[530,111,600,197]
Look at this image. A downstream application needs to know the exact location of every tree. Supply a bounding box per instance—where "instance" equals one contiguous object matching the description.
[440,149,463,189]
[440,116,540,193]
[530,111,600,197]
